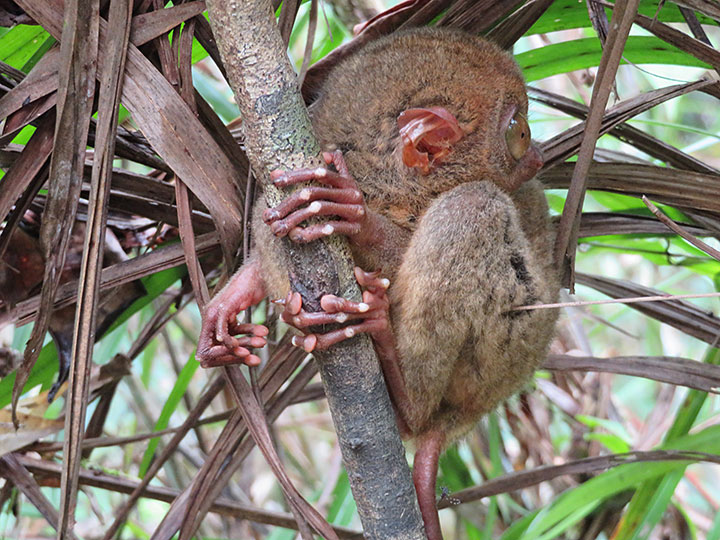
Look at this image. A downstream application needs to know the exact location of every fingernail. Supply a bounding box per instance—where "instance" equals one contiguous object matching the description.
[309,201,322,213]
[336,313,348,323]
[380,278,390,289]
[315,167,327,177]
[300,188,311,200]
[322,224,334,235]
[344,328,355,338]
[304,335,317,352]
[358,303,369,312]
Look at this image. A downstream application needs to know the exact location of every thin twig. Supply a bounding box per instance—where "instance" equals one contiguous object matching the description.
[642,195,720,262]
[297,0,318,88]
[512,291,720,312]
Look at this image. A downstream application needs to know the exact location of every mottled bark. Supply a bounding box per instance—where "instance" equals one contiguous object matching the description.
[204,1,425,538]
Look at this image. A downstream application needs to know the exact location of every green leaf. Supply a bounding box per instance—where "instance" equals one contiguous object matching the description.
[517,37,710,82]
[0,341,58,410]
[0,25,53,71]
[327,470,357,526]
[502,424,720,540]
[585,433,631,454]
[576,414,632,444]
[439,445,473,492]
[613,347,720,539]
[138,350,198,476]
[526,0,714,35]
[103,264,185,336]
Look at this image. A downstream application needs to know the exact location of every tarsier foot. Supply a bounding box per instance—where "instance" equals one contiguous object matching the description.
[281,267,390,352]
[196,261,269,368]
[262,151,366,243]
[198,320,269,368]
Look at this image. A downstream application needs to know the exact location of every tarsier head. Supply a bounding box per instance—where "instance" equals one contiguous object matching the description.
[311,28,543,194]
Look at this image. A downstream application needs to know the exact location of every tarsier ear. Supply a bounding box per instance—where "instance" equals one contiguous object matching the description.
[397,107,464,175]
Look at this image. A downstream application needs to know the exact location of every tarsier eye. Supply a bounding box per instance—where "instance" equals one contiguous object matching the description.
[505,112,531,161]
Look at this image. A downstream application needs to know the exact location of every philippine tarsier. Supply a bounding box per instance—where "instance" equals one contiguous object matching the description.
[198,29,559,539]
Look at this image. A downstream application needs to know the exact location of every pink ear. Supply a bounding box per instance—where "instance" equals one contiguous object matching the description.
[397,107,463,175]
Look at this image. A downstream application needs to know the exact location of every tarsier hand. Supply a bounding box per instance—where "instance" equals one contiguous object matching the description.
[262,150,367,243]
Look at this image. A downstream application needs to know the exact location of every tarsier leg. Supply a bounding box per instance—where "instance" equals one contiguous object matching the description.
[391,181,549,427]
[413,431,445,540]
[282,266,414,434]
[197,259,269,368]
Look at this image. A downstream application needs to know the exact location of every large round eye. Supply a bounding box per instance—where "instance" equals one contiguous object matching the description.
[505,112,531,161]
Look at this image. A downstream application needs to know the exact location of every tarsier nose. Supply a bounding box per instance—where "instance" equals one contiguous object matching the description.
[529,144,544,171]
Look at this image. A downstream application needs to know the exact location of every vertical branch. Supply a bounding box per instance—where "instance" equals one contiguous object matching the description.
[204,1,426,538]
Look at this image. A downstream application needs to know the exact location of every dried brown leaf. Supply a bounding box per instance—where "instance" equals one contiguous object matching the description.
[0,47,59,122]
[633,10,720,68]
[12,0,99,449]
[20,0,244,263]
[100,375,225,540]
[553,0,642,287]
[540,162,720,214]
[541,80,713,168]
[544,354,720,393]
[486,0,555,49]
[672,1,720,24]
[0,113,54,245]
[278,0,301,47]
[303,0,433,101]
[16,454,361,538]
[529,86,719,174]
[156,342,310,539]
[439,450,720,508]
[130,1,206,46]
[0,454,78,539]
[0,232,220,329]
[0,411,64,456]
[59,0,131,532]
[575,212,713,238]
[438,0,524,33]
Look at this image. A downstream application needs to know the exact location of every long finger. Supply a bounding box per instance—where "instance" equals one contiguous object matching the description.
[269,202,365,238]
[271,167,356,189]
[201,352,262,368]
[288,221,362,243]
[263,187,362,224]
[354,267,391,292]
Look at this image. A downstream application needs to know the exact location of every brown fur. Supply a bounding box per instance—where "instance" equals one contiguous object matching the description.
[255,28,559,442]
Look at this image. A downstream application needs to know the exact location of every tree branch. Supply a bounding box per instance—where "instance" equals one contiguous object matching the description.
[204,1,425,538]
